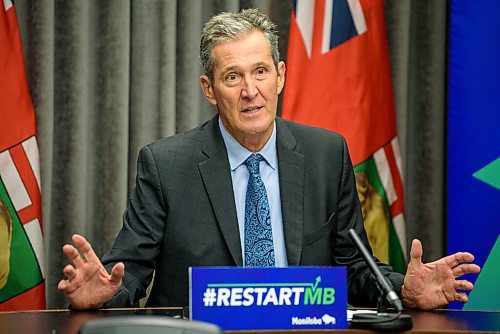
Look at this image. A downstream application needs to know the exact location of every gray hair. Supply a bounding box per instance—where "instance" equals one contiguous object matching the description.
[200,8,280,82]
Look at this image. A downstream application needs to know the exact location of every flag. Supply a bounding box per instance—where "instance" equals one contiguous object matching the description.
[282,0,407,272]
[0,0,46,310]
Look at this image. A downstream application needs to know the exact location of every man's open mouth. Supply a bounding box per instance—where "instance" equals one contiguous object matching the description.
[242,106,262,113]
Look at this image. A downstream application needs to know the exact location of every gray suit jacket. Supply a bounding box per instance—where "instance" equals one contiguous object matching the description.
[101,116,403,308]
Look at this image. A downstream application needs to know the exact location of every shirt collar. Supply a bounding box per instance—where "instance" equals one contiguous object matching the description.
[218,116,277,171]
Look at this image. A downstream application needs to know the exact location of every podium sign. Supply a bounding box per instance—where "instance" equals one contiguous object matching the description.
[189,266,347,330]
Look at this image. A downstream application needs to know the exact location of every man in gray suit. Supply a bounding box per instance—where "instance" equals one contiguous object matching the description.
[58,9,479,310]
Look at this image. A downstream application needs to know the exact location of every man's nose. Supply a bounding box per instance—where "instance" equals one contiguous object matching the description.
[241,76,258,99]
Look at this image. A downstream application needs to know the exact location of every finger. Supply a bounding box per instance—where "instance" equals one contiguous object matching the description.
[454,292,469,303]
[452,263,481,277]
[454,279,474,292]
[72,234,101,264]
[443,252,475,267]
[409,239,423,266]
[62,244,85,268]
[63,264,77,280]
[58,279,69,291]
[57,276,80,293]
[109,262,125,284]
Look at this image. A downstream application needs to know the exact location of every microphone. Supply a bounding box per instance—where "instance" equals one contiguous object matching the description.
[348,229,403,311]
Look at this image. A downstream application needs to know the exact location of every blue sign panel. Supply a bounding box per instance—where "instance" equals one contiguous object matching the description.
[448,0,500,309]
[189,267,347,330]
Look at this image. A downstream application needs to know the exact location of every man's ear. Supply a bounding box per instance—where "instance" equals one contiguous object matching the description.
[276,61,286,95]
[200,75,217,105]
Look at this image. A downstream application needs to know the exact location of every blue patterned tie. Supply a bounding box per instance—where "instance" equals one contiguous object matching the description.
[244,154,275,267]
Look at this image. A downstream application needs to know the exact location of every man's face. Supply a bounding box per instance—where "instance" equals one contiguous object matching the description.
[0,211,12,289]
[200,30,285,151]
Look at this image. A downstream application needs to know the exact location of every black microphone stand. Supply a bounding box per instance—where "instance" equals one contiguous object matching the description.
[350,292,413,331]
[348,229,413,331]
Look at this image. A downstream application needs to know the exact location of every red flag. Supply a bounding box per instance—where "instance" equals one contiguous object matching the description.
[282,0,407,272]
[0,0,46,310]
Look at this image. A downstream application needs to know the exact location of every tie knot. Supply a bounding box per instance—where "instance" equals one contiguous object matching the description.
[245,153,263,175]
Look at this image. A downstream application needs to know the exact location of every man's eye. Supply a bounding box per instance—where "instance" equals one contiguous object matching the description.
[226,73,238,81]
[255,67,269,78]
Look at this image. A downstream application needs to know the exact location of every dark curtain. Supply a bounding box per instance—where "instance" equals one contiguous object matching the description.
[13,0,447,308]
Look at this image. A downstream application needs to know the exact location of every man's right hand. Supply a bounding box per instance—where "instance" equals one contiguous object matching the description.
[57,234,124,309]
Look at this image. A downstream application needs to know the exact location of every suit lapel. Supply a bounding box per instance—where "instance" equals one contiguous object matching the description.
[198,117,243,266]
[197,117,305,267]
[276,118,305,266]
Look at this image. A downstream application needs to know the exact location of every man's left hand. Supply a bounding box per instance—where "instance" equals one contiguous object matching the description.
[401,239,481,310]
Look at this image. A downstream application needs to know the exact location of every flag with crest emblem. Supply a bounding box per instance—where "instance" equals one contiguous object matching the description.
[283,0,406,272]
[0,0,46,310]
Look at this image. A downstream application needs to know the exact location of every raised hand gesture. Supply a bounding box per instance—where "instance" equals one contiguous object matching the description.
[58,234,124,309]
[401,239,481,310]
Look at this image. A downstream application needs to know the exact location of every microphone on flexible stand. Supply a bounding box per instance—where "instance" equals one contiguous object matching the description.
[348,229,413,331]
